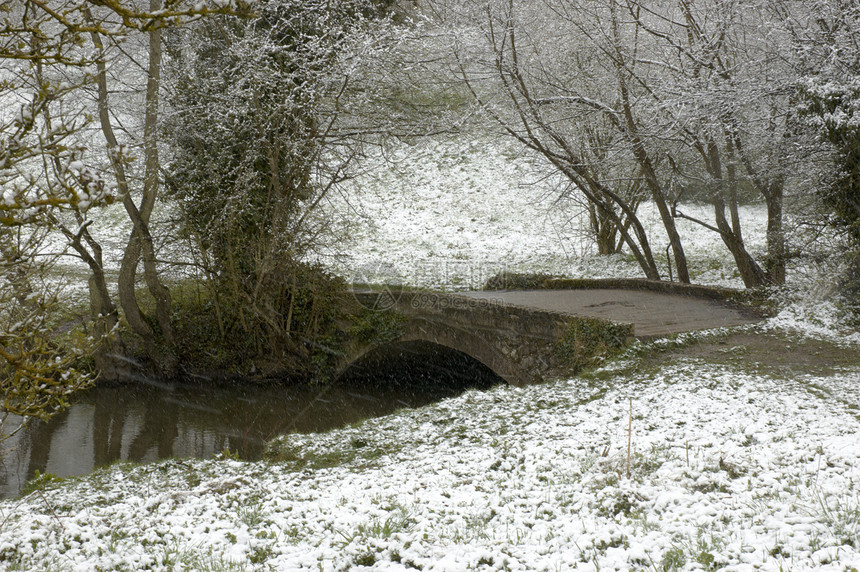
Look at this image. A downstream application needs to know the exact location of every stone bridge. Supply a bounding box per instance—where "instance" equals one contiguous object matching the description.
[336,281,763,386]
[337,290,635,386]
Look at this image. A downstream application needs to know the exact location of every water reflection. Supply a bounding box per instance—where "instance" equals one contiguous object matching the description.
[0,343,503,498]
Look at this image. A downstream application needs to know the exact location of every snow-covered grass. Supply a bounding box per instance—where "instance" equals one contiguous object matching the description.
[325,136,773,291]
[51,135,815,296]
[3,135,859,571]
[1,331,859,571]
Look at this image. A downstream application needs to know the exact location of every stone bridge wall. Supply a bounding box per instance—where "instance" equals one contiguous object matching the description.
[343,290,634,386]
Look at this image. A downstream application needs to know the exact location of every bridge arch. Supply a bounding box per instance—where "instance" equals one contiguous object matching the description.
[334,339,504,392]
[335,317,535,387]
[342,289,635,387]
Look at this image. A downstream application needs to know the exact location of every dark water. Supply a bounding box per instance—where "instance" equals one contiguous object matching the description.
[0,341,502,498]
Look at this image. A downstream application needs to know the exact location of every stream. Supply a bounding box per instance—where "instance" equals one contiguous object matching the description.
[0,341,503,498]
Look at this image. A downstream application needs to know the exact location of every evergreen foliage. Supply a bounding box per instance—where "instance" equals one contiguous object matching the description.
[790,0,860,302]
[163,0,392,374]
[800,81,860,244]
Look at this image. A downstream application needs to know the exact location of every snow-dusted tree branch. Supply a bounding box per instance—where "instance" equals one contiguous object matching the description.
[0,0,249,427]
[432,0,826,287]
[161,0,400,374]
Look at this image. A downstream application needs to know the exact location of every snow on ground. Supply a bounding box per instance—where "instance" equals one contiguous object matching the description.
[3,135,859,571]
[325,136,769,291]
[765,300,860,347]
[1,334,859,571]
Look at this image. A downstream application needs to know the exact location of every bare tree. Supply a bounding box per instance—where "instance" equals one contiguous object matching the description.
[435,0,809,287]
[0,0,245,433]
[82,2,178,375]
[622,0,794,286]
[74,0,245,377]
[449,0,665,279]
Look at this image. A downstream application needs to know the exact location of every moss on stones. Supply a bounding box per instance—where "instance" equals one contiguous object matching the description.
[555,317,634,374]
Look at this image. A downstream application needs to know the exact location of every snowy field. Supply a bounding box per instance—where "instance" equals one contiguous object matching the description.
[325,136,773,291]
[2,137,860,571]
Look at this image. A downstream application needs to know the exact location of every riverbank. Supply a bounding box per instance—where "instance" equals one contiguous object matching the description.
[1,320,859,571]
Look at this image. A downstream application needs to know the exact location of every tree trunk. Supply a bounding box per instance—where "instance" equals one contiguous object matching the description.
[713,200,768,288]
[726,127,786,287]
[86,7,176,376]
[609,5,689,283]
[764,183,786,285]
[622,106,690,282]
[135,1,176,369]
[85,9,153,340]
[562,163,661,280]
[89,275,126,382]
[714,138,768,288]
[590,204,617,255]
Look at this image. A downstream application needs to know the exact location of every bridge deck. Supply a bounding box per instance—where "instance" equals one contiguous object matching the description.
[458,289,761,339]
